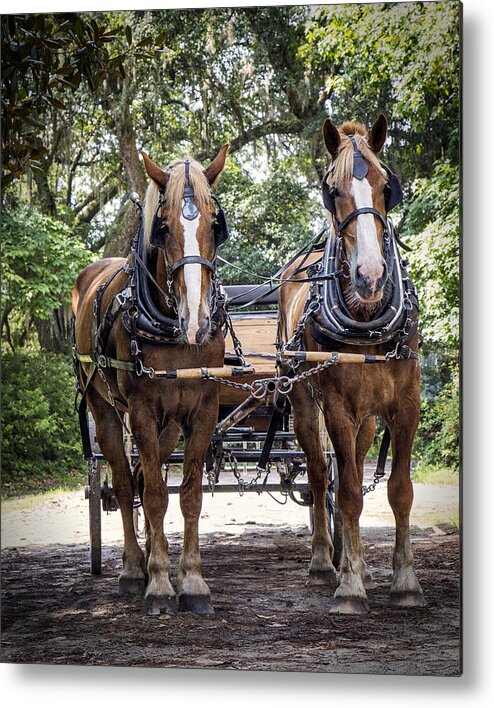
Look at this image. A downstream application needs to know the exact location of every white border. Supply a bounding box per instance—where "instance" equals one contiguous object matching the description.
[2,0,493,703]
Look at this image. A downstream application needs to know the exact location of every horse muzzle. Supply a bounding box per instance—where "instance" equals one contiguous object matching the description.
[180,315,211,345]
[354,261,388,303]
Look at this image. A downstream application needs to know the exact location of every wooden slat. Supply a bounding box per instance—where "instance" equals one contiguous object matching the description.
[222,315,278,404]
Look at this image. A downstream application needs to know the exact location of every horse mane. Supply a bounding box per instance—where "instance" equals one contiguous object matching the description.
[143,157,213,249]
[329,122,386,188]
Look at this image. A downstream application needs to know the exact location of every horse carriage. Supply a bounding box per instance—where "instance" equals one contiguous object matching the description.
[73,115,424,616]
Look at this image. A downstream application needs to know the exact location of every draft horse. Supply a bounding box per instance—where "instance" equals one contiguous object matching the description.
[279,115,424,614]
[72,144,229,615]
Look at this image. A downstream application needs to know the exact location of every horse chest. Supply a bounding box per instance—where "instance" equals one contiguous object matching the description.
[322,365,397,416]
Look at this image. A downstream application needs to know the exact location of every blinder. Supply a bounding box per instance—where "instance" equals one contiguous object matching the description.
[211,194,229,246]
[382,165,403,213]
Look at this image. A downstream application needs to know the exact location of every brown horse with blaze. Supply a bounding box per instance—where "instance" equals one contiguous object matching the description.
[278,115,423,614]
[72,144,229,615]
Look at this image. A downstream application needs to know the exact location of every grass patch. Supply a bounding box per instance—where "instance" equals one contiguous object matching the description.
[1,468,87,500]
[411,463,459,486]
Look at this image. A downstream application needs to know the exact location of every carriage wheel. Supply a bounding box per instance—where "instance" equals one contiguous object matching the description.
[308,454,342,569]
[87,458,102,575]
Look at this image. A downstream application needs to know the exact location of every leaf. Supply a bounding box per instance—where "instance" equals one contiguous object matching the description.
[47,97,67,110]
[125,26,132,46]
[23,115,45,129]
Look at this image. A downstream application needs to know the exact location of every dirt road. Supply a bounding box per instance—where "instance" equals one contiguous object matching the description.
[1,480,460,675]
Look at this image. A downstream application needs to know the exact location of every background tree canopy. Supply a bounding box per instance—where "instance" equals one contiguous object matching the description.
[1,2,461,490]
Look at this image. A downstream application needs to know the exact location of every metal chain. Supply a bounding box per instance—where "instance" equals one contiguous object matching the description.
[283,285,321,356]
[97,366,116,407]
[362,471,385,496]
[225,449,266,496]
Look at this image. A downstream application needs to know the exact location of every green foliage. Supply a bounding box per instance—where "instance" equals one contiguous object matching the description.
[413,364,460,473]
[404,161,460,350]
[1,13,160,186]
[1,207,93,348]
[1,353,86,494]
[216,158,318,283]
[302,1,461,177]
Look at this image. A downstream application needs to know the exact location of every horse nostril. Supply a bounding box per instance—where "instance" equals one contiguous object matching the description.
[194,317,211,344]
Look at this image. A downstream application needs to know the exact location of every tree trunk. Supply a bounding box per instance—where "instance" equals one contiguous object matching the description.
[103,91,146,258]
[34,304,73,354]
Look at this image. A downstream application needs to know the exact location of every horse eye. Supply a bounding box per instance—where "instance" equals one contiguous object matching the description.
[333,188,340,198]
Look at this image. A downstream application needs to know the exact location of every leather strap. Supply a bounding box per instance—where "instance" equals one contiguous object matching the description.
[336,206,388,232]
[167,255,216,275]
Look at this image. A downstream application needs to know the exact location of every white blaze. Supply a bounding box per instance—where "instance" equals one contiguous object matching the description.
[351,177,384,286]
[180,208,202,344]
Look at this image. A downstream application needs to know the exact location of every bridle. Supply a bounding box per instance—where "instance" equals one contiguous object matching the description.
[150,158,229,283]
[322,135,403,236]
[303,134,419,356]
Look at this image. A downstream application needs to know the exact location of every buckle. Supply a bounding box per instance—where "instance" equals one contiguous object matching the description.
[116,287,131,306]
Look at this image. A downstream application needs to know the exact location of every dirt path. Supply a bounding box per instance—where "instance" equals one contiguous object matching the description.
[1,480,460,675]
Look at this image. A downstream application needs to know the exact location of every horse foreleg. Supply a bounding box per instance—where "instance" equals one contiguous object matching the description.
[326,409,369,614]
[135,422,181,566]
[130,409,176,616]
[87,392,146,596]
[387,412,424,607]
[290,382,336,586]
[177,413,217,614]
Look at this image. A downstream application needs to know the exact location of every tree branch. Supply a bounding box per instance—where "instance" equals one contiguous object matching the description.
[76,183,120,223]
[228,118,306,154]
[73,166,122,216]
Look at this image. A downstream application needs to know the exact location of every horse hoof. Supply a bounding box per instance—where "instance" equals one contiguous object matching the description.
[144,594,177,616]
[118,576,146,597]
[178,594,215,615]
[389,591,425,607]
[306,570,336,587]
[329,596,370,615]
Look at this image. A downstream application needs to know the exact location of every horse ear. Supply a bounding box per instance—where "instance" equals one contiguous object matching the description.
[204,143,229,186]
[369,114,388,154]
[141,151,169,189]
[323,119,341,159]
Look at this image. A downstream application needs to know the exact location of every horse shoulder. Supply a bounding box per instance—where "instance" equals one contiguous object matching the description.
[72,258,126,317]
[279,252,320,341]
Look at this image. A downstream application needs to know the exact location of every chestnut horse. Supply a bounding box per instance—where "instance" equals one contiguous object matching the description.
[279,115,424,614]
[72,145,229,615]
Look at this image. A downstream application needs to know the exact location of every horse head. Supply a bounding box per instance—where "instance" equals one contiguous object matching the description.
[141,144,229,345]
[322,114,402,311]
